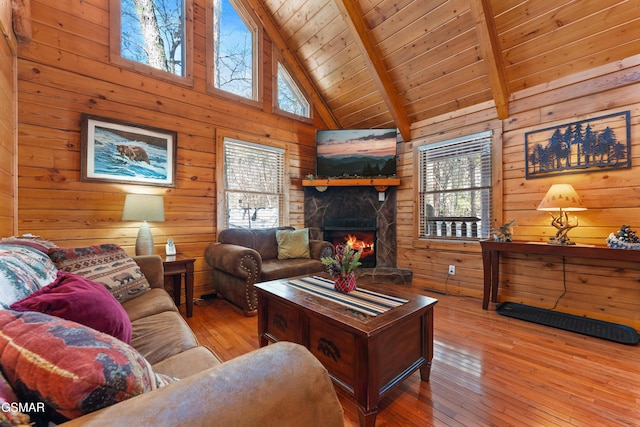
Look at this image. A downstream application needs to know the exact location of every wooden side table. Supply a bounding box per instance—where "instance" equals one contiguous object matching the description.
[162,255,195,318]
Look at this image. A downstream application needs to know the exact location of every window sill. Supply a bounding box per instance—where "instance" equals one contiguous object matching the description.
[412,238,482,252]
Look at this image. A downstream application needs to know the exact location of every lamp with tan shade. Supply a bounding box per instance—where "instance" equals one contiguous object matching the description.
[122,194,165,255]
[537,184,586,245]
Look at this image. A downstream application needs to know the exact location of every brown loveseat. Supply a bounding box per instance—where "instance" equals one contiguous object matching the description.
[204,227,333,316]
[0,243,344,426]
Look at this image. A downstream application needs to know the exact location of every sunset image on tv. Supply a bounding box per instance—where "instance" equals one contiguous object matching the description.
[316,129,397,177]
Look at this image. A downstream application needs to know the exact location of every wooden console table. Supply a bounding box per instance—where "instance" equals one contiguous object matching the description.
[479,240,640,310]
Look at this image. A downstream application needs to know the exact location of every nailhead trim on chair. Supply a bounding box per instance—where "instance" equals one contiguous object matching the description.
[239,255,257,312]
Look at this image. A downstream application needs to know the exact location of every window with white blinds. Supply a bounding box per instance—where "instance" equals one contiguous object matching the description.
[223,138,285,229]
[418,131,492,240]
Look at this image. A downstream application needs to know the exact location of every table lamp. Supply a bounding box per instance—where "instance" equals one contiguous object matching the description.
[537,184,586,245]
[122,194,165,255]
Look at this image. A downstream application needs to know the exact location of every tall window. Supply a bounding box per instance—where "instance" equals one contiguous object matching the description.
[117,0,188,77]
[418,131,493,240]
[211,0,258,100]
[276,62,310,118]
[223,138,285,229]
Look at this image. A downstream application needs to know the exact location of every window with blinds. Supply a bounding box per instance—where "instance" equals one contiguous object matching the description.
[223,138,285,229]
[418,131,492,240]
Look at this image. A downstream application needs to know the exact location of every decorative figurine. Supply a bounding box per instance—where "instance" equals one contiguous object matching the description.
[606,225,640,249]
[493,220,516,242]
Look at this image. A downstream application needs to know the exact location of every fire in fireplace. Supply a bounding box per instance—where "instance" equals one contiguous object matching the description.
[323,218,377,268]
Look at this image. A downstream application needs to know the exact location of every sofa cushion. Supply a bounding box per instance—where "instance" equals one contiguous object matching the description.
[152,346,221,379]
[0,244,58,309]
[260,258,325,282]
[49,244,150,303]
[130,311,199,365]
[10,271,132,344]
[276,228,310,259]
[0,371,31,426]
[121,288,178,322]
[0,311,173,423]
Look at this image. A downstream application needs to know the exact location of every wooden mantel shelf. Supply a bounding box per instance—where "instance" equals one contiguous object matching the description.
[302,178,400,187]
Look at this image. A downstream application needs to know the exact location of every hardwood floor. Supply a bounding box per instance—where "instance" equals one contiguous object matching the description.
[183,290,640,427]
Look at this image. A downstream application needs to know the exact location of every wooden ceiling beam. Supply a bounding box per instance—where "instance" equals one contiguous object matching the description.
[469,0,509,119]
[332,0,412,142]
[244,0,340,129]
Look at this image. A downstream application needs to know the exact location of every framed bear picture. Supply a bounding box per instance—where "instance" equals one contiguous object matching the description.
[81,114,177,187]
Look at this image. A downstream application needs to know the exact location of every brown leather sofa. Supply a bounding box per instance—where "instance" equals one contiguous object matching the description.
[204,227,333,316]
[61,255,344,426]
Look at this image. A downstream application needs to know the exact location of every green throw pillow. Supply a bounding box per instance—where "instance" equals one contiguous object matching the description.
[276,229,310,259]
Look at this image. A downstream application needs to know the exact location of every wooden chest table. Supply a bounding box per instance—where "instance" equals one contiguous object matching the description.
[256,276,437,427]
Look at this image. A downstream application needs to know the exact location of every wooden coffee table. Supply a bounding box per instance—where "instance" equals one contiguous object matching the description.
[255,276,437,427]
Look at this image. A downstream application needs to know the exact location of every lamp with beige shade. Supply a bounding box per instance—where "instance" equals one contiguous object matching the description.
[537,184,586,245]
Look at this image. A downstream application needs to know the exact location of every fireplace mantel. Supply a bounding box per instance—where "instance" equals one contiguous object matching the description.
[302,178,400,188]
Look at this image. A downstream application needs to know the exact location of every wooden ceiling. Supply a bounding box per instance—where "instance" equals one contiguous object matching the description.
[248,0,640,141]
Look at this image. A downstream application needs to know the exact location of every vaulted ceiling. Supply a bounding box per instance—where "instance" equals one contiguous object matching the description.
[248,0,640,141]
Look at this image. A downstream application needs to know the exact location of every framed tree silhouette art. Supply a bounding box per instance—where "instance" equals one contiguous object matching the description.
[525,111,630,179]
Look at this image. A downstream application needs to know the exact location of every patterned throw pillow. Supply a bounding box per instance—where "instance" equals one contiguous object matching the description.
[0,311,176,423]
[0,244,58,309]
[48,244,150,303]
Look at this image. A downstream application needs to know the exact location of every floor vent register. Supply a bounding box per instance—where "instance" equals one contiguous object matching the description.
[496,302,639,345]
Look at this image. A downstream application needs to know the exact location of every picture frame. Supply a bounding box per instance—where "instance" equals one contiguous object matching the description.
[81,113,177,187]
[525,111,631,179]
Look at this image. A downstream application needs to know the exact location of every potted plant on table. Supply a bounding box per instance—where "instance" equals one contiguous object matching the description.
[321,243,363,292]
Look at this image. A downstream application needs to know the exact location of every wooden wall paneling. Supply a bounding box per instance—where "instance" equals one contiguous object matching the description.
[496,0,620,51]
[398,105,497,300]
[497,56,640,327]
[296,25,349,71]
[507,28,640,91]
[278,0,328,46]
[16,0,322,298]
[333,0,411,140]
[0,0,16,237]
[373,0,469,51]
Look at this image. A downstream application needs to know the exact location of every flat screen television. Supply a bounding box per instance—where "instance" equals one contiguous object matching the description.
[315,129,397,178]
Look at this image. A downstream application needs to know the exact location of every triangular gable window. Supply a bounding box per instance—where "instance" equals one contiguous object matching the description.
[277,62,310,118]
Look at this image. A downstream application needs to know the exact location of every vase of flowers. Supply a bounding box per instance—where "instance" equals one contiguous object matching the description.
[321,244,363,293]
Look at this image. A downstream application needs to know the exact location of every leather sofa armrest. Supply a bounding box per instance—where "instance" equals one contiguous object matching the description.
[204,242,262,280]
[133,255,164,289]
[60,342,344,427]
[309,239,334,260]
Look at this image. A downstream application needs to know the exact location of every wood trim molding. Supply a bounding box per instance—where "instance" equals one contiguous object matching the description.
[244,0,340,130]
[469,0,509,119]
[332,0,412,142]
[11,0,31,43]
[302,178,400,187]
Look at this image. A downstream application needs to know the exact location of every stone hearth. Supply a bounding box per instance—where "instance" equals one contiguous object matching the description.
[304,185,411,284]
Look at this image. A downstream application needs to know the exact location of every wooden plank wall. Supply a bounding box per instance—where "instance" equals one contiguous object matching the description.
[398,101,500,300]
[0,0,16,237]
[399,55,640,330]
[15,0,323,299]
[499,55,640,329]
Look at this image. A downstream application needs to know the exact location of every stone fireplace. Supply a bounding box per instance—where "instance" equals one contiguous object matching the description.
[323,217,377,268]
[304,185,411,284]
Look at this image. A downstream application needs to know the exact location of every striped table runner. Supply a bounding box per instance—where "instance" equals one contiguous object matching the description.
[284,276,409,317]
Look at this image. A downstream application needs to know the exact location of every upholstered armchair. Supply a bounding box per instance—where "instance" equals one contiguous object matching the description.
[204,227,332,315]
